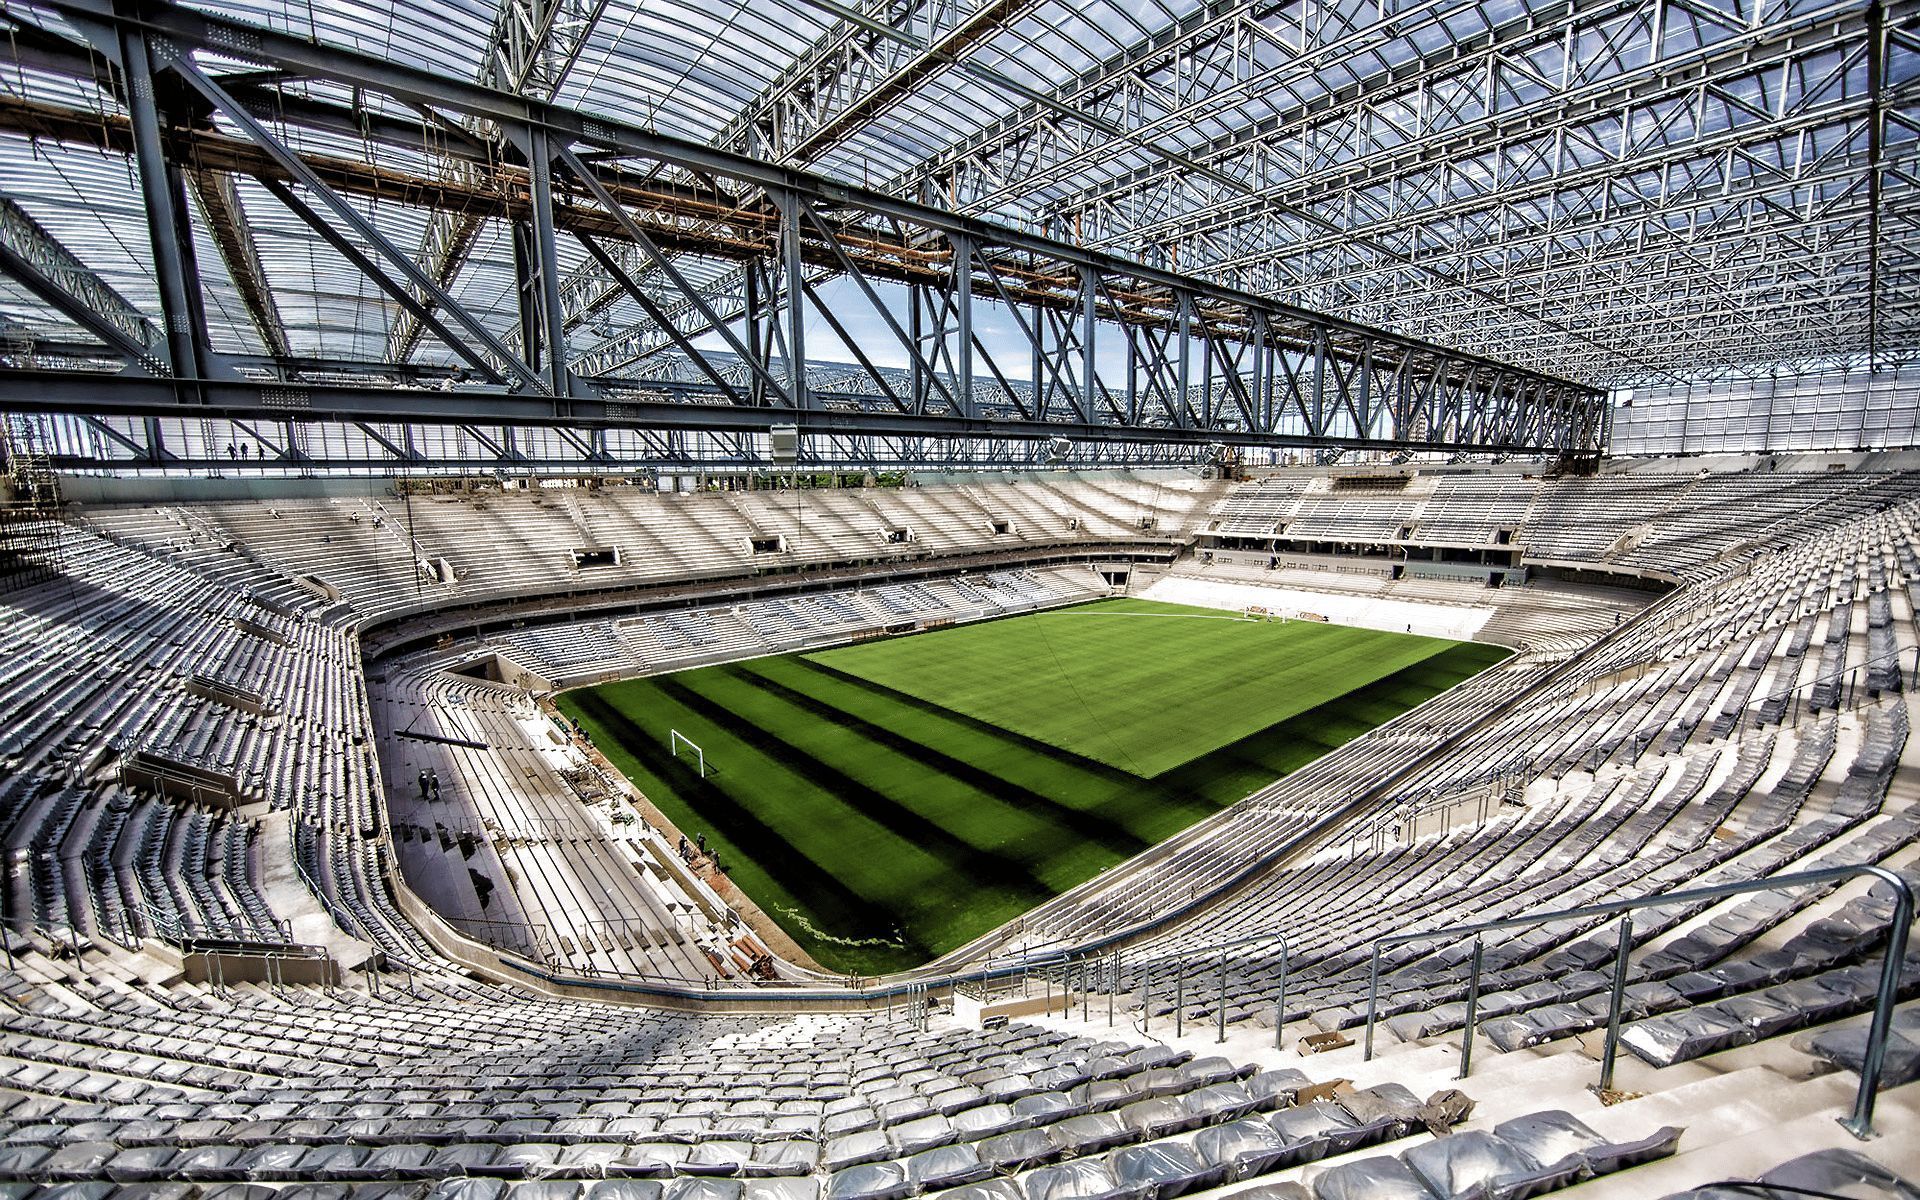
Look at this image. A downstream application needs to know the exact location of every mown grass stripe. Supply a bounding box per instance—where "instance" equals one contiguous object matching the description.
[655,675,1059,904]
[562,689,901,948]
[723,662,1154,859]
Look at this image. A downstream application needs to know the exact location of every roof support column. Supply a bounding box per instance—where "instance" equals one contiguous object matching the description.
[1176,292,1192,430]
[952,232,974,420]
[117,18,206,388]
[776,189,810,411]
[521,124,573,408]
[1080,266,1097,426]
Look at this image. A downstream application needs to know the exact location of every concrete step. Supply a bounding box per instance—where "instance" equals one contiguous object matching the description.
[1568,1076,1920,1197]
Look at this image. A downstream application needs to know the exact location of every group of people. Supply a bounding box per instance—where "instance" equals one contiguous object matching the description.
[677,831,724,874]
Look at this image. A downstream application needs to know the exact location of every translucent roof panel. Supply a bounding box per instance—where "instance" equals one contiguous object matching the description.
[0,0,1907,391]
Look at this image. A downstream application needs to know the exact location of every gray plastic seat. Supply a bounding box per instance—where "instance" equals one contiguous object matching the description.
[741,1179,817,1200]
[507,1184,588,1200]
[1106,1142,1226,1200]
[1218,1184,1307,1200]
[905,1142,992,1190]
[1242,1070,1311,1112]
[745,1140,816,1178]
[664,1179,744,1200]
[824,1161,910,1200]
[1621,1009,1756,1067]
[1311,1156,1439,1200]
[1761,1149,1920,1199]
[941,1180,1025,1200]
[1184,1082,1256,1125]
[299,1145,374,1180]
[1051,1111,1137,1154]
[1401,1129,1574,1200]
[166,1144,247,1181]
[979,1128,1057,1173]
[1194,1117,1295,1181]
[1013,1093,1082,1125]
[620,1144,694,1177]
[889,1114,955,1155]
[1268,1104,1364,1161]
[102,1146,175,1182]
[1024,1158,1142,1200]
[954,1103,1023,1139]
[687,1142,753,1177]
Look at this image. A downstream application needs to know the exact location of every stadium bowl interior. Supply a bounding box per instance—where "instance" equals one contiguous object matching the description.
[0,0,1917,1193]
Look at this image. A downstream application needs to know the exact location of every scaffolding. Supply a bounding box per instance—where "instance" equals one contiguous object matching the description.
[0,426,60,592]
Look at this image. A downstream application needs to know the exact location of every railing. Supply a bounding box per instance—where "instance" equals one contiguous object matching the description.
[1359,862,1914,1139]
[0,915,336,1001]
[132,897,294,947]
[973,927,1293,1049]
[79,856,140,950]
[0,913,86,967]
[189,939,339,998]
[442,914,559,966]
[1346,757,1532,856]
[287,821,375,944]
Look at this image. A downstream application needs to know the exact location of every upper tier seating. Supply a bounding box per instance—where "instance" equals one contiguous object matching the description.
[78,475,1225,625]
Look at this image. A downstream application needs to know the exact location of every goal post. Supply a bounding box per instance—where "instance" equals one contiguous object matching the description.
[669,729,706,777]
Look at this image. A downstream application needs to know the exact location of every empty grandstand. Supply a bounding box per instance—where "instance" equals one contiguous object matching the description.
[1,0,1917,1194]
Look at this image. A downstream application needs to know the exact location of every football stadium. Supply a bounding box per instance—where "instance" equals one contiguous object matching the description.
[0,0,1917,1194]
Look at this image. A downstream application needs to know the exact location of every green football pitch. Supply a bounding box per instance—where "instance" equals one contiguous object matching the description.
[557,598,1506,974]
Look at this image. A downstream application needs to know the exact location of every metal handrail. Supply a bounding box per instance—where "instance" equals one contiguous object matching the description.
[1359,862,1913,1139]
[288,820,373,943]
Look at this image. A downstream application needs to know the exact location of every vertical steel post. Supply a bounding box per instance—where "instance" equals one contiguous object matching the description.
[777,190,809,410]
[1358,338,1373,437]
[1217,950,1229,1043]
[1175,970,1184,1037]
[1459,935,1484,1080]
[1274,938,1288,1051]
[1363,943,1384,1061]
[1598,916,1634,1093]
[1310,328,1328,442]
[1031,300,1045,416]
[1841,874,1913,1138]
[120,25,206,384]
[908,282,925,413]
[523,126,571,403]
[1080,266,1097,424]
[1176,294,1193,428]
[953,234,974,420]
[744,266,766,407]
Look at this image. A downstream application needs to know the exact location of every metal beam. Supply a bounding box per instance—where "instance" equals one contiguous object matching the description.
[0,366,1596,455]
[384,0,610,364]
[717,0,1038,163]
[0,194,168,373]
[187,168,291,360]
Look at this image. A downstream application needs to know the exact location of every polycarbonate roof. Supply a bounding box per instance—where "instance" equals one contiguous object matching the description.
[0,0,1912,390]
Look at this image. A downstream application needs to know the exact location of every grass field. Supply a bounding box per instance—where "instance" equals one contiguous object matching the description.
[557,598,1507,974]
